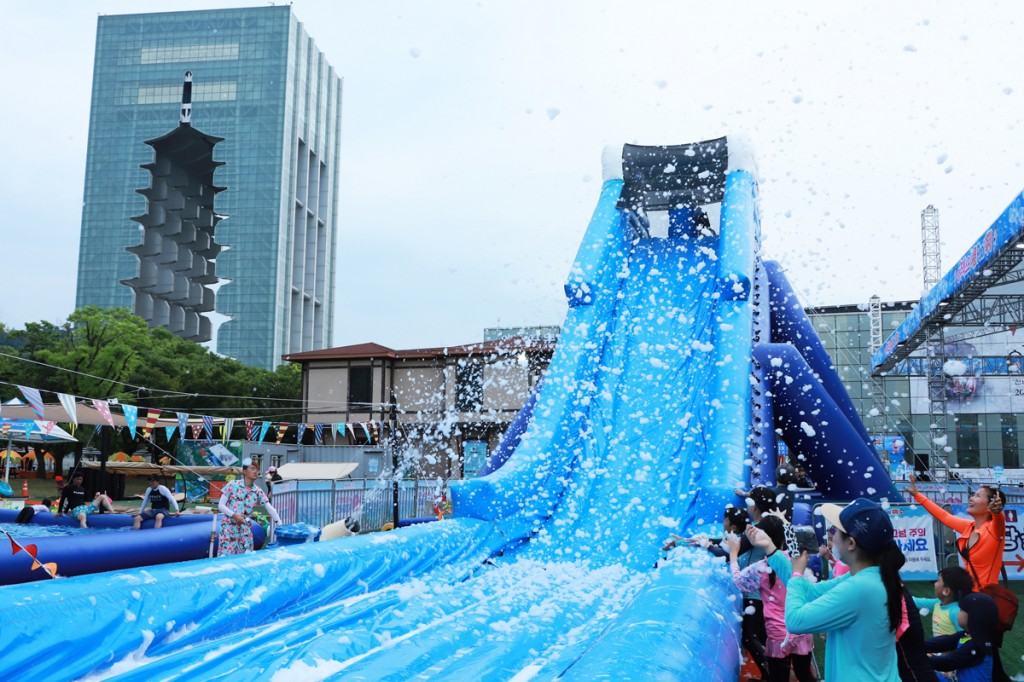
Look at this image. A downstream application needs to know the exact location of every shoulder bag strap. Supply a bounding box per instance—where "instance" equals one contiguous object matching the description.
[961,540,985,587]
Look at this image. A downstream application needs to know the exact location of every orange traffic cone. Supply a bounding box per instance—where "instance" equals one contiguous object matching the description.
[21,480,29,497]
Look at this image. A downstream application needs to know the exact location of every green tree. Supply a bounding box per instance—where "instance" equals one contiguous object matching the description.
[33,307,153,400]
[3,307,304,450]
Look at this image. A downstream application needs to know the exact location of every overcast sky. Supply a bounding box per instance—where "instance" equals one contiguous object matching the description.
[3,1,1023,352]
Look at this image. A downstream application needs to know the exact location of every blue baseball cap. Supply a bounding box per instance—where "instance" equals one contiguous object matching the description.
[820,499,894,552]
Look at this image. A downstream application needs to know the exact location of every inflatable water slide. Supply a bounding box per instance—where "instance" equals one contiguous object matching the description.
[0,138,894,681]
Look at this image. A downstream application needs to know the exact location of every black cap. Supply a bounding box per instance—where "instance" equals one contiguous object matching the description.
[147,474,160,482]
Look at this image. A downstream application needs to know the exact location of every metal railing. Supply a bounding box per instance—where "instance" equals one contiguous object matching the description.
[270,478,442,531]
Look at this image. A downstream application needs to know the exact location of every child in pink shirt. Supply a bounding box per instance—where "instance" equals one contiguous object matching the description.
[728,516,817,682]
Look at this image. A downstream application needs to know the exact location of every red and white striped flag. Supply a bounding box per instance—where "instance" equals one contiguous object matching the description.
[275,423,290,445]
[141,410,161,440]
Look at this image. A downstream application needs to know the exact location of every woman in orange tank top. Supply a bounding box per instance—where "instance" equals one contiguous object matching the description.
[906,472,1006,588]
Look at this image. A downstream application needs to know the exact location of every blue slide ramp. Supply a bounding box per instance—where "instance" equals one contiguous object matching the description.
[0,142,763,680]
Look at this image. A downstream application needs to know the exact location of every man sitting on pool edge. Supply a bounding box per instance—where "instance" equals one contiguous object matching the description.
[57,472,116,528]
[133,474,180,529]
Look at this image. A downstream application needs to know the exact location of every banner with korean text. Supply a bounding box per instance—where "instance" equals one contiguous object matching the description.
[888,505,939,579]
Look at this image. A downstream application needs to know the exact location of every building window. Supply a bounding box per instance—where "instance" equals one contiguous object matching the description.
[956,415,980,468]
[136,82,237,105]
[1001,414,1019,468]
[456,360,483,412]
[140,43,240,64]
[348,366,372,409]
[897,427,920,472]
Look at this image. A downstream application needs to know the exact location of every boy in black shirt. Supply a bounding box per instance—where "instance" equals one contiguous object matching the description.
[57,472,114,528]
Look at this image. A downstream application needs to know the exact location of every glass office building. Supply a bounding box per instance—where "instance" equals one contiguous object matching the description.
[809,302,1024,470]
[76,6,341,368]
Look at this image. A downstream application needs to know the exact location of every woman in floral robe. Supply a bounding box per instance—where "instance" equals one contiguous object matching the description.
[217,459,283,556]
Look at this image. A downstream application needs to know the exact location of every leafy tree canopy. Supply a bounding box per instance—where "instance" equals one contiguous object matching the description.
[0,307,303,420]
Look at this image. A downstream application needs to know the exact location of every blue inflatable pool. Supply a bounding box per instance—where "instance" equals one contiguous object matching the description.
[0,510,266,584]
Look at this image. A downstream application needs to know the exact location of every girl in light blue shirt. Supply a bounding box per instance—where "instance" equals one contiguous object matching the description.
[784,499,904,682]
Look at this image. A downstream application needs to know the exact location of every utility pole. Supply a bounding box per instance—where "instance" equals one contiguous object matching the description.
[99,425,112,498]
[389,394,400,529]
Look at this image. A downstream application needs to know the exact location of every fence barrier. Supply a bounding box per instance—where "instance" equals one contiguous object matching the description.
[270,478,442,531]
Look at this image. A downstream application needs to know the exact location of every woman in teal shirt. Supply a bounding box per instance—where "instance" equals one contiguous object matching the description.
[783,498,905,682]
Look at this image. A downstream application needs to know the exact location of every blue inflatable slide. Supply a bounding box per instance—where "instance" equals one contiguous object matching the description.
[0,138,895,681]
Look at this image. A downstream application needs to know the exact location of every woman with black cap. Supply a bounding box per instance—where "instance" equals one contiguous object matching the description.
[784,498,905,681]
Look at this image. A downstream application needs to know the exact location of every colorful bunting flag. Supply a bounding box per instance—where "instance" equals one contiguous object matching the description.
[17,386,45,419]
[245,420,256,441]
[359,422,372,442]
[202,416,213,441]
[275,423,290,445]
[41,421,56,435]
[314,423,323,445]
[258,421,271,444]
[222,418,235,443]
[57,393,78,425]
[122,404,139,439]
[176,412,189,439]
[3,530,58,578]
[191,424,203,441]
[141,409,161,440]
[92,400,115,427]
[22,422,35,441]
[297,423,307,444]
[164,425,177,441]
[0,423,10,438]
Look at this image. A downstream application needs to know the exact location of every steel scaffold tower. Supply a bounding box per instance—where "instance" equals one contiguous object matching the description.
[922,206,942,291]
[867,295,889,466]
[921,205,949,475]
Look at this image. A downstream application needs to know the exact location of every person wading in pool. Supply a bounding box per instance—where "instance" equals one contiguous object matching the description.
[217,459,282,556]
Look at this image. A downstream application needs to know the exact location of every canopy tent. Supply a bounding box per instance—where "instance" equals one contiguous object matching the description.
[81,461,243,477]
[22,450,56,471]
[2,419,77,483]
[0,419,77,444]
[276,462,359,481]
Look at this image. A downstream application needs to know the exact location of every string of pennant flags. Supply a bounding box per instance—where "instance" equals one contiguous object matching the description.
[5,384,404,446]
